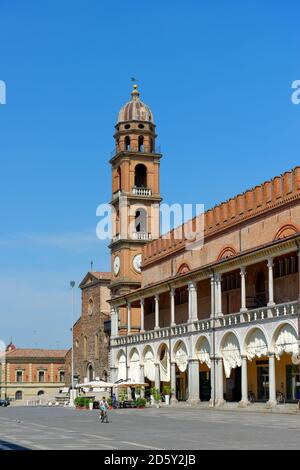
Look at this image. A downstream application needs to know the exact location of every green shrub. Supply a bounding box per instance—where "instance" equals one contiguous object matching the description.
[74,397,92,408]
[107,397,112,406]
[150,387,161,404]
[135,397,147,408]
[163,385,173,395]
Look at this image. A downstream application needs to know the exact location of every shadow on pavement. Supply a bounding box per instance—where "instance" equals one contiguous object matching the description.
[0,440,29,451]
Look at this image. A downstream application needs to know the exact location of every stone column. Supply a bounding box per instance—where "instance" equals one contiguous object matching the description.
[170,288,176,327]
[215,275,223,317]
[140,299,145,332]
[187,360,200,404]
[209,358,216,407]
[267,258,275,307]
[155,363,160,390]
[140,365,145,398]
[216,357,225,405]
[267,353,277,407]
[210,275,216,318]
[188,282,198,322]
[170,362,177,403]
[111,307,118,338]
[127,302,131,334]
[240,267,247,313]
[240,356,249,406]
[154,294,160,330]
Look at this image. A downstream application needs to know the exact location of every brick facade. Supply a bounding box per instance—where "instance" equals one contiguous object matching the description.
[65,272,111,385]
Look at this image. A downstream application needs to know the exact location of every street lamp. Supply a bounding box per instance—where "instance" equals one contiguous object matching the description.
[69,281,76,407]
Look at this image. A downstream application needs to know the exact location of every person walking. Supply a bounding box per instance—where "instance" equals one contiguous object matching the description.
[112,392,117,409]
[99,396,109,423]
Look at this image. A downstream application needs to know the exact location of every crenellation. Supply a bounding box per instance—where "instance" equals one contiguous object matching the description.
[142,167,300,265]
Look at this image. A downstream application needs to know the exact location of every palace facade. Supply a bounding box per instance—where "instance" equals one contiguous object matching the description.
[108,85,300,406]
[1,344,67,403]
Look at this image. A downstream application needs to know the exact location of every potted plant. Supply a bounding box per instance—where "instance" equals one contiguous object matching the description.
[163,385,172,405]
[150,387,161,408]
[135,397,146,408]
[88,399,94,410]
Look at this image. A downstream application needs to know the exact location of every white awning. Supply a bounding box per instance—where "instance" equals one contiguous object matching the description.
[196,338,211,368]
[129,351,140,384]
[246,329,268,361]
[221,334,241,378]
[144,348,155,382]
[274,324,298,359]
[175,343,188,373]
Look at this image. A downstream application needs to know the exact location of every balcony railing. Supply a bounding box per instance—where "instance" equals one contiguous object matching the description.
[112,301,298,347]
[132,187,152,196]
[110,146,161,159]
[132,232,152,241]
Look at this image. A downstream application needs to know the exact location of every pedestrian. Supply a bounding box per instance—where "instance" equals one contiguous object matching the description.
[112,392,117,409]
[99,396,109,423]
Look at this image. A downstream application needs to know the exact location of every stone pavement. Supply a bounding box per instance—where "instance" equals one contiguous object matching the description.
[0,405,300,450]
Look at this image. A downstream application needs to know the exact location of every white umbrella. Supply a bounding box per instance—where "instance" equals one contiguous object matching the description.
[76,380,114,388]
[115,380,149,388]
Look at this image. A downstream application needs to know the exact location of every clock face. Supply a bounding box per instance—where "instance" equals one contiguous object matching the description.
[113,256,120,275]
[133,254,142,273]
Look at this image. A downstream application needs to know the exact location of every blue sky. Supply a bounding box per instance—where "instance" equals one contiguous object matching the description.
[0,0,299,349]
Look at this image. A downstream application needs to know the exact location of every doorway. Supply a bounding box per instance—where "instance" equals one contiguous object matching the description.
[200,371,211,401]
[257,363,269,401]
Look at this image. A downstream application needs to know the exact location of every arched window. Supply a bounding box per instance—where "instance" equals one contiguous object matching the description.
[255,270,266,307]
[134,164,147,188]
[37,390,44,397]
[117,167,121,190]
[138,136,144,152]
[87,364,94,381]
[94,333,99,359]
[83,336,88,361]
[135,208,147,233]
[125,136,130,151]
[15,391,22,400]
[88,299,94,316]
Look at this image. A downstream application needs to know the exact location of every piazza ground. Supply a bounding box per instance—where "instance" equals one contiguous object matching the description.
[0,406,299,450]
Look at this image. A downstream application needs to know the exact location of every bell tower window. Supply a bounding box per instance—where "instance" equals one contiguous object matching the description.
[138,136,144,152]
[134,164,147,188]
[125,136,131,151]
[135,208,147,233]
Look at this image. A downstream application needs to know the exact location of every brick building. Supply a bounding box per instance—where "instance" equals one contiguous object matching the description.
[0,344,67,403]
[109,85,300,407]
[65,272,111,386]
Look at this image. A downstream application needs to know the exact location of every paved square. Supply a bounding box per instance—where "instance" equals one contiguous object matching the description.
[0,406,299,450]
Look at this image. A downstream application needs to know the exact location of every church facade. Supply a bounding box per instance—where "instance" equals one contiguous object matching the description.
[108,85,300,406]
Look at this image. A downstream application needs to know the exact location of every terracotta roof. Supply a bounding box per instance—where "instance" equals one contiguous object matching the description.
[5,349,68,359]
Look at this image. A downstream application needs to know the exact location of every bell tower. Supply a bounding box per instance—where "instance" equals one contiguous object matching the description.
[109,85,162,297]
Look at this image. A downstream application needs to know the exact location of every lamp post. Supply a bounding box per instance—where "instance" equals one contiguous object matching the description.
[69,281,76,407]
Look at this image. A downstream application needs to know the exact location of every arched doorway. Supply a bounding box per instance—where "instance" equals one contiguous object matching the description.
[173,341,188,401]
[195,337,211,401]
[244,328,269,401]
[220,332,242,402]
[87,364,94,382]
[157,343,170,393]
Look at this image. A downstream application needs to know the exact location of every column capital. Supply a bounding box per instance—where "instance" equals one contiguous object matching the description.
[267,257,274,268]
[169,287,176,296]
[215,273,222,282]
[140,297,145,305]
[154,293,159,301]
[188,281,197,291]
[240,266,246,276]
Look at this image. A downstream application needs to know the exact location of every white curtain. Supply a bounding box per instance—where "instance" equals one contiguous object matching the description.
[274,325,298,359]
[196,338,211,368]
[159,348,170,382]
[246,329,268,361]
[129,350,140,383]
[144,348,155,382]
[175,343,188,372]
[117,352,127,381]
[221,334,241,378]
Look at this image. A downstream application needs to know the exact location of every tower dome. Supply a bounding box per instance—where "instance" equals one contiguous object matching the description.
[117,85,154,124]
